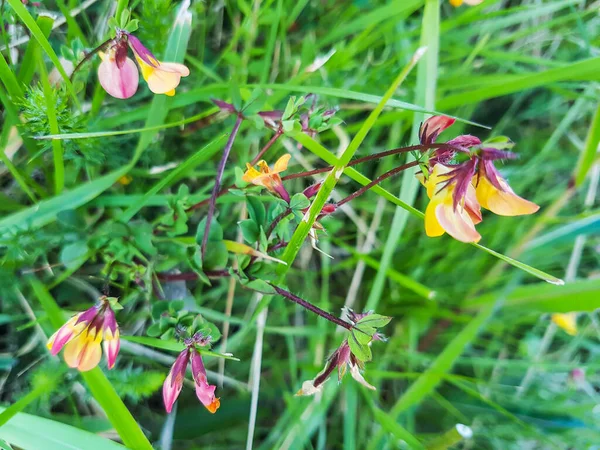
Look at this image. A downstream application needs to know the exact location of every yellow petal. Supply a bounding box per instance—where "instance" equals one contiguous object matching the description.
[273,154,291,173]
[425,199,446,237]
[165,89,176,97]
[242,163,262,183]
[425,164,452,199]
[136,57,154,82]
[552,313,577,336]
[257,160,271,174]
[476,176,539,216]
[63,333,102,371]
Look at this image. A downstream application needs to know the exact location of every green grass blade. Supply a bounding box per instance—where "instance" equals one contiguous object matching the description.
[574,103,600,187]
[6,0,79,106]
[277,47,426,272]
[472,243,564,285]
[118,133,226,222]
[0,407,127,450]
[17,15,53,85]
[0,166,129,238]
[37,52,64,194]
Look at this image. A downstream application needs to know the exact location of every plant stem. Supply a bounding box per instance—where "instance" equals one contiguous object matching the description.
[250,128,283,165]
[187,127,282,213]
[266,207,291,238]
[269,284,352,330]
[282,143,445,181]
[70,37,113,82]
[337,160,420,207]
[202,114,244,258]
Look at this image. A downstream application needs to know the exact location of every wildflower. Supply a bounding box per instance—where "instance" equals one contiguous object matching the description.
[417,163,482,243]
[126,34,190,96]
[474,159,539,216]
[242,154,291,203]
[296,339,375,396]
[552,312,577,336]
[163,341,220,414]
[97,41,139,99]
[449,0,484,6]
[47,296,120,371]
[416,116,539,242]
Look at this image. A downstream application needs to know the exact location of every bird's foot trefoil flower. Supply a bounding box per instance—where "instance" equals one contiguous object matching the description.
[415,115,539,243]
[242,154,292,202]
[449,0,484,6]
[163,334,220,414]
[47,296,121,372]
[97,29,189,99]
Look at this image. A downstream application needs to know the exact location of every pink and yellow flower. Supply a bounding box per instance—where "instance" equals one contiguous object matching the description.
[127,34,190,97]
[417,163,482,243]
[47,297,120,372]
[449,0,484,6]
[163,346,220,414]
[416,116,539,242]
[97,43,139,99]
[242,154,291,203]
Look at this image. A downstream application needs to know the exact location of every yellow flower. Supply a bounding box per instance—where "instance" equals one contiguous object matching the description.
[242,154,291,202]
[136,57,190,96]
[552,313,577,336]
[418,164,482,243]
[450,0,484,6]
[475,164,539,216]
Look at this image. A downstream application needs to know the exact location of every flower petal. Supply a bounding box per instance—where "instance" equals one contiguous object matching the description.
[98,57,139,99]
[273,154,291,173]
[295,380,323,396]
[552,313,577,336]
[163,350,190,413]
[137,59,189,95]
[349,364,376,390]
[103,327,120,369]
[64,333,103,372]
[476,175,539,216]
[435,202,481,243]
[425,198,446,237]
[47,313,87,355]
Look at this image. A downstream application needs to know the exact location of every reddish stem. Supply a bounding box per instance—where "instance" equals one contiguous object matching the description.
[202,115,244,258]
[336,160,420,207]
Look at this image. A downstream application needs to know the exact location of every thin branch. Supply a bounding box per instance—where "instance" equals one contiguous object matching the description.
[269,284,352,330]
[202,115,244,258]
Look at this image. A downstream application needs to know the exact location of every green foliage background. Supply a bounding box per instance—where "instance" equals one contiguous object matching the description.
[1,0,599,449]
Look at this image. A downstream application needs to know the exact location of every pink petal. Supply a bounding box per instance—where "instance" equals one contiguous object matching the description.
[435,202,481,243]
[98,57,139,99]
[163,350,190,413]
[103,328,120,369]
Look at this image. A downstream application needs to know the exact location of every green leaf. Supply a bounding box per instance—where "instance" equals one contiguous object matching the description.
[239,219,260,243]
[348,331,372,362]
[246,196,266,226]
[243,279,277,295]
[121,336,239,361]
[356,314,392,329]
[289,193,310,211]
[59,241,89,270]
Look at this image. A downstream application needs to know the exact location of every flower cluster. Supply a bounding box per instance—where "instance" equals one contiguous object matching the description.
[163,334,220,414]
[242,154,292,203]
[47,296,120,372]
[98,29,189,99]
[416,116,539,243]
